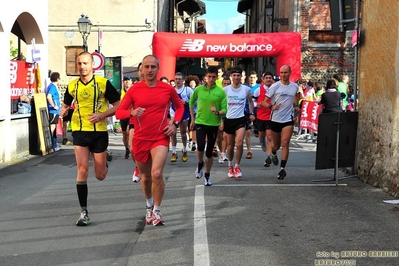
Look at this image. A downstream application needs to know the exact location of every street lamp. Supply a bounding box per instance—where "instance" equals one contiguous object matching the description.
[184,18,191,33]
[77,14,92,51]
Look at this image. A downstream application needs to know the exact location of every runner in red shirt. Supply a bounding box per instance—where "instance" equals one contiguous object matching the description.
[255,72,274,167]
[116,55,184,226]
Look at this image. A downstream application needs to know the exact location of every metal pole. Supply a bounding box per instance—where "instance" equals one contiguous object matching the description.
[82,36,88,52]
[334,113,341,186]
[353,0,360,110]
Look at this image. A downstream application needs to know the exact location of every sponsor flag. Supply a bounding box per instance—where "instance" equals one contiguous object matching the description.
[300,101,322,133]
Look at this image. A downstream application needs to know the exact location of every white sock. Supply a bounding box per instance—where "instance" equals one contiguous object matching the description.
[172,146,176,153]
[183,146,187,152]
[153,205,161,212]
[146,197,154,208]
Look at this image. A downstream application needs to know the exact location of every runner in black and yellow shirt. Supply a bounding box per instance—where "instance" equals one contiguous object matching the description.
[61,51,120,226]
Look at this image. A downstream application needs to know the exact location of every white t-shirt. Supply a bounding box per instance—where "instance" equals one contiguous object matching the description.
[224,84,252,119]
[169,85,193,117]
[305,88,316,101]
[266,81,298,123]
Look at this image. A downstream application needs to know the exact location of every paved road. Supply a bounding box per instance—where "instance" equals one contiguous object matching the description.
[1,133,398,266]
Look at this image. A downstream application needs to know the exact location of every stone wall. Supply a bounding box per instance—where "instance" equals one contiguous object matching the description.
[301,41,355,85]
[356,0,399,196]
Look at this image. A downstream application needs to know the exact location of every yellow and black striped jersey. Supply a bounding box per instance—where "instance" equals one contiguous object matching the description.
[64,75,120,132]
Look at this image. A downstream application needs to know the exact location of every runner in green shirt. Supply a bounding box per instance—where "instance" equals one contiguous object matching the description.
[189,66,227,186]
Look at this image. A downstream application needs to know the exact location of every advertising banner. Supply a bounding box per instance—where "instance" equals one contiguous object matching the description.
[152,32,302,81]
[300,100,323,133]
[10,60,35,100]
[104,56,122,93]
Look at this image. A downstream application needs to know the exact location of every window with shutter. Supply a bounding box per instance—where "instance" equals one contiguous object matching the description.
[65,46,84,76]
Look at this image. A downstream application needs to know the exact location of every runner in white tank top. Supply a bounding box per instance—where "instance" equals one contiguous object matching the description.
[260,65,300,180]
[223,67,255,178]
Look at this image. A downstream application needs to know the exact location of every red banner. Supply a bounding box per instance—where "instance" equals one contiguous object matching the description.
[10,60,35,100]
[300,101,323,133]
[152,32,302,82]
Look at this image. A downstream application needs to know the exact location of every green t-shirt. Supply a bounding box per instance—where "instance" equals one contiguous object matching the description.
[189,84,227,126]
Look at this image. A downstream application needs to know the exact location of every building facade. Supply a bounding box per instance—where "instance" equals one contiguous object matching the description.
[0,0,49,163]
[356,0,399,196]
[0,0,207,163]
[237,0,355,83]
[48,0,157,82]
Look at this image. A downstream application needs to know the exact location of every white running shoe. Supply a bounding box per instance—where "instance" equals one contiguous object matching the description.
[204,176,212,186]
[146,206,153,225]
[218,152,225,164]
[195,165,203,179]
[132,167,141,183]
[234,166,242,178]
[152,210,165,226]
[228,166,235,178]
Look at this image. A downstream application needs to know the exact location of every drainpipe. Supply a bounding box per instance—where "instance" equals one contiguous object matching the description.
[174,0,189,32]
[153,0,158,32]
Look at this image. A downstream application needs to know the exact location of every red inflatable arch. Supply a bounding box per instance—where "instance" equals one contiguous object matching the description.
[152,32,302,81]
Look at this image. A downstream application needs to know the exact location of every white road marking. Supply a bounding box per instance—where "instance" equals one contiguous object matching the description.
[193,182,346,265]
[194,185,210,266]
[213,183,347,187]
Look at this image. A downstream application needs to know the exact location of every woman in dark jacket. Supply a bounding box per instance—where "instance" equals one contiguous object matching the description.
[319,79,343,113]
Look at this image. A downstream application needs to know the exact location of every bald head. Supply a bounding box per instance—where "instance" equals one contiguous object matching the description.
[279,65,292,84]
[142,54,160,83]
[142,55,160,66]
[77,51,94,79]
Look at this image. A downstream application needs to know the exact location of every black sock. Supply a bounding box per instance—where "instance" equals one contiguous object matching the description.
[272,151,277,156]
[205,173,210,178]
[281,160,287,168]
[198,162,204,172]
[76,182,88,210]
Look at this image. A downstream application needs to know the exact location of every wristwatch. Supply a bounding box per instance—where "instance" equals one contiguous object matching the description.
[173,121,179,128]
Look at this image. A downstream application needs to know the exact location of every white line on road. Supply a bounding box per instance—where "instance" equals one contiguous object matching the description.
[193,182,346,265]
[213,183,347,187]
[194,185,210,266]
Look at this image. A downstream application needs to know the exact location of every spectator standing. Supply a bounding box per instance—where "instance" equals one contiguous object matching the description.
[319,79,343,113]
[46,71,61,152]
[333,74,349,110]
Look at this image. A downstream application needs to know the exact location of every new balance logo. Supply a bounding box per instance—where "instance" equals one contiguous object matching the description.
[179,39,206,52]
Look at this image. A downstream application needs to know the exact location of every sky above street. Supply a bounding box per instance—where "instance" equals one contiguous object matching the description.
[199,0,246,34]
